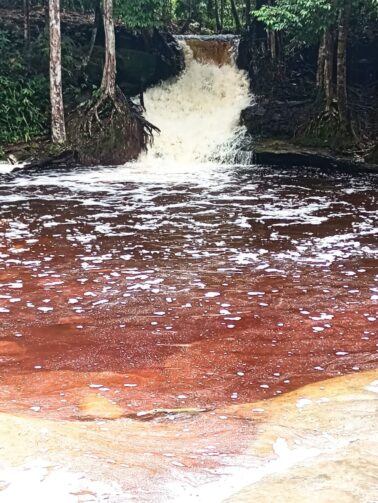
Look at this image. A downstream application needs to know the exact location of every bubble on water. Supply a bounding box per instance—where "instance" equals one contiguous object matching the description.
[92,299,108,306]
[37,307,53,313]
[8,282,23,289]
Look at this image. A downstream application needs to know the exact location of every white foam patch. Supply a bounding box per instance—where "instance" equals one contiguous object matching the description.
[0,461,125,503]
[365,380,378,394]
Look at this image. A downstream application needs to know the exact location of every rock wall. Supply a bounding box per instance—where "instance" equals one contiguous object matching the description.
[241,100,314,139]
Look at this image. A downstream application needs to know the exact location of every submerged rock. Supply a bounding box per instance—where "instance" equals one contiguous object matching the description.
[78,393,123,420]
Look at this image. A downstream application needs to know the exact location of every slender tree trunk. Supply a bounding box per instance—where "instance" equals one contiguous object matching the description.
[230,0,241,32]
[214,0,221,33]
[100,0,116,97]
[49,0,66,144]
[317,32,326,90]
[23,0,30,49]
[336,1,351,127]
[45,0,49,31]
[83,1,100,68]
[220,0,224,32]
[245,0,251,29]
[324,29,334,111]
[268,29,276,61]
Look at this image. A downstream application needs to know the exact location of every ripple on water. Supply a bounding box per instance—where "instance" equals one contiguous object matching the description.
[0,164,377,414]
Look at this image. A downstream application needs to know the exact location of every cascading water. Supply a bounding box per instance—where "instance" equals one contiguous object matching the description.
[139,36,252,165]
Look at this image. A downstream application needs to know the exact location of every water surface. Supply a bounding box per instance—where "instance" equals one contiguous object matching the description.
[0,163,377,418]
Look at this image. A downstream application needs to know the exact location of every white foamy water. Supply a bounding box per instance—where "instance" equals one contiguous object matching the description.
[140,40,251,165]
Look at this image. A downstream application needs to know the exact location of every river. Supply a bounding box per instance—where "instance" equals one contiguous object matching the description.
[0,38,377,502]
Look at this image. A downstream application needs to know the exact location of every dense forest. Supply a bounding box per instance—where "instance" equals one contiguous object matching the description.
[0,0,377,164]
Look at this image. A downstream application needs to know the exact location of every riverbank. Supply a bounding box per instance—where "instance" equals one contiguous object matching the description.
[237,21,378,171]
[252,139,378,173]
[3,135,378,174]
[0,7,184,165]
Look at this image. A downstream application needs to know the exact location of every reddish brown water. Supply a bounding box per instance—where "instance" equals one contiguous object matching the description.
[0,163,377,419]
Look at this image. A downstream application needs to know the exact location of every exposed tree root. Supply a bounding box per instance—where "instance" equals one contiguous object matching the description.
[295,99,359,151]
[68,86,160,165]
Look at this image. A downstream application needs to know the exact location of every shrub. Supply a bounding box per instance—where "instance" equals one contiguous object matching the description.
[0,76,49,144]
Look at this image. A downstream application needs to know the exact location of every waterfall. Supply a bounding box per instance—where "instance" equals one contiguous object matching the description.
[139,36,252,165]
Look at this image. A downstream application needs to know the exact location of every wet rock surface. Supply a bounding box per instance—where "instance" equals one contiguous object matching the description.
[251,139,378,173]
[241,100,314,139]
[0,371,377,501]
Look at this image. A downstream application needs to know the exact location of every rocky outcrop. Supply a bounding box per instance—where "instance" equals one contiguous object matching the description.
[252,139,378,172]
[241,100,314,138]
[111,29,184,95]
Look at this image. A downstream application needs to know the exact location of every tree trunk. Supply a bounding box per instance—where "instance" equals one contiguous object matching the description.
[45,0,49,32]
[316,32,326,90]
[245,0,251,29]
[336,1,351,128]
[49,0,66,144]
[83,1,101,68]
[23,0,30,49]
[220,0,224,32]
[323,29,334,111]
[230,0,241,32]
[268,29,277,61]
[214,0,221,33]
[101,0,116,97]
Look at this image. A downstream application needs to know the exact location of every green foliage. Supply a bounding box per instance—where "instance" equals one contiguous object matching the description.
[254,0,378,47]
[0,76,49,144]
[115,0,165,29]
[254,0,336,46]
[0,31,25,77]
[0,21,87,146]
[0,29,48,145]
